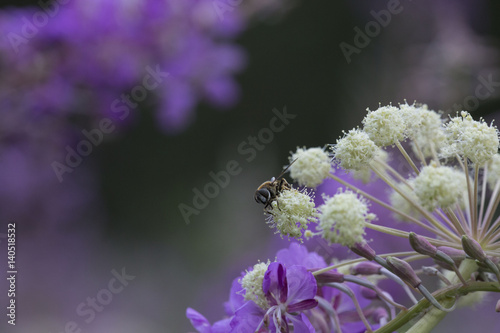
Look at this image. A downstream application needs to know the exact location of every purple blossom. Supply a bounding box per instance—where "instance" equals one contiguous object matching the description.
[188,243,389,333]
[186,308,232,333]
[276,242,327,269]
[0,0,249,234]
[231,262,317,333]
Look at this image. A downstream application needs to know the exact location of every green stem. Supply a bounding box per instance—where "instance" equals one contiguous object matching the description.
[374,260,499,333]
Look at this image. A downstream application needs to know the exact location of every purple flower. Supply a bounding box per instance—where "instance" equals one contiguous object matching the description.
[231,262,317,333]
[224,275,247,317]
[276,242,327,269]
[187,308,232,333]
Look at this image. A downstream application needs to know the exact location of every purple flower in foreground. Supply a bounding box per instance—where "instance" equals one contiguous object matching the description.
[186,308,232,333]
[231,262,317,333]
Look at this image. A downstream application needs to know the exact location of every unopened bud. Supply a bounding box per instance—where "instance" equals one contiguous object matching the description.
[386,256,422,288]
[437,246,466,263]
[351,262,382,275]
[350,242,376,261]
[461,235,487,262]
[409,232,437,256]
[314,271,344,284]
[496,299,500,312]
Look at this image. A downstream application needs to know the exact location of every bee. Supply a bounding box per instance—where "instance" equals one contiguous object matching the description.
[254,159,297,212]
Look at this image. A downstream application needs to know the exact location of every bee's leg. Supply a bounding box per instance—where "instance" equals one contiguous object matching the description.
[264,207,275,217]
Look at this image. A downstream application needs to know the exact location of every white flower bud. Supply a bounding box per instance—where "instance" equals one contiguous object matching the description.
[333,128,379,171]
[443,111,499,165]
[240,261,271,309]
[399,102,446,157]
[363,105,406,147]
[317,190,375,247]
[289,147,332,187]
[414,163,467,211]
[267,188,318,242]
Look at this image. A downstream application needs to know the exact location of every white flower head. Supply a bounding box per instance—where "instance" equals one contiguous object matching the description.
[240,260,271,309]
[317,190,376,247]
[399,102,446,158]
[289,147,332,187]
[363,104,406,147]
[333,128,379,171]
[443,111,499,165]
[414,163,467,211]
[266,188,318,242]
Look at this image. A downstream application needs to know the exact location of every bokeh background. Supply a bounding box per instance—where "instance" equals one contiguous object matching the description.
[1,0,500,332]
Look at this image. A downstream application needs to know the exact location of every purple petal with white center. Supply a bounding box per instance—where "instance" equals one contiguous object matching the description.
[286,265,317,304]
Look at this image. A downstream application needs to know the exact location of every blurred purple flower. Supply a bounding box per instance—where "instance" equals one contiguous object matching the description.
[0,0,250,235]
[0,0,246,133]
[186,307,232,333]
[276,241,327,269]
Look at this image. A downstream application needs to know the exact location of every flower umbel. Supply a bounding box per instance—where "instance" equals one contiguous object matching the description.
[189,101,500,333]
[289,147,332,187]
[241,261,272,309]
[266,188,318,242]
[317,190,376,247]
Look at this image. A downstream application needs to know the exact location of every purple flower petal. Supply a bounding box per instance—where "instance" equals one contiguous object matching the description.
[211,317,232,333]
[285,266,317,304]
[230,301,265,333]
[186,308,212,333]
[224,276,245,316]
[341,320,371,333]
[286,313,315,333]
[287,299,318,313]
[276,242,327,269]
[263,262,288,305]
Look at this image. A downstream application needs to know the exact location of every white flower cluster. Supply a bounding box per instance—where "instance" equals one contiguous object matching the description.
[267,188,318,242]
[317,190,376,247]
[413,163,468,211]
[333,128,379,171]
[363,105,406,146]
[260,103,499,255]
[240,261,271,309]
[289,147,332,187]
[442,111,499,165]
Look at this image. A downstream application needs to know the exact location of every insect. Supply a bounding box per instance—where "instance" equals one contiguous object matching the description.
[254,159,297,212]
